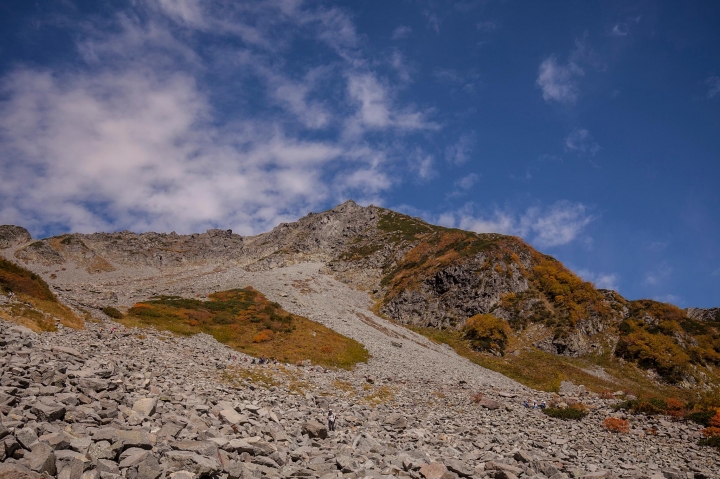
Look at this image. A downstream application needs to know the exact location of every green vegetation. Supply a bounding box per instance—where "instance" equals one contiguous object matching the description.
[407,325,703,400]
[463,313,511,355]
[102,306,124,319]
[0,257,83,331]
[120,288,369,369]
[615,300,720,383]
[542,405,588,420]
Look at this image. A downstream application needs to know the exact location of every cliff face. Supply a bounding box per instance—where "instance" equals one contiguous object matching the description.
[1,200,718,385]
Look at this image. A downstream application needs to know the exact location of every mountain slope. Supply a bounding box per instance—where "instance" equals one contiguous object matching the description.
[1,201,718,389]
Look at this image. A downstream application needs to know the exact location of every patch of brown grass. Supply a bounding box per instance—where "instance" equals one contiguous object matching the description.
[361,385,394,406]
[120,288,369,369]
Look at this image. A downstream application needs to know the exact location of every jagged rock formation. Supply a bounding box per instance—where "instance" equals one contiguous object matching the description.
[686,308,720,323]
[0,225,31,249]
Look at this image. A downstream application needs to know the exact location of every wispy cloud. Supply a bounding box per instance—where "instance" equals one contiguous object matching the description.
[433,68,479,94]
[0,1,440,236]
[609,16,641,37]
[423,11,441,33]
[455,173,479,190]
[536,56,584,105]
[654,294,681,305]
[439,201,595,248]
[644,262,672,285]
[476,21,499,32]
[344,73,439,137]
[577,269,619,291]
[391,25,412,40]
[706,76,720,98]
[445,133,476,165]
[565,128,600,156]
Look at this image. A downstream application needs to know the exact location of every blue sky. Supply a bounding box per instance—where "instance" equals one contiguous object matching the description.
[0,0,718,307]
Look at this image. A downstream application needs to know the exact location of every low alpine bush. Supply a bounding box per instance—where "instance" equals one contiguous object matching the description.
[603,417,630,433]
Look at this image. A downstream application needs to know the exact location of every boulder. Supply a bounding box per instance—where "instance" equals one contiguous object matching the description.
[0,463,43,479]
[26,443,57,475]
[164,450,221,476]
[30,401,66,421]
[419,462,448,479]
[302,420,328,439]
[132,398,157,417]
[219,409,248,425]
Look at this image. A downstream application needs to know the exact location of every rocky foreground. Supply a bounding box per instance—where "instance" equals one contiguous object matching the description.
[1,318,718,479]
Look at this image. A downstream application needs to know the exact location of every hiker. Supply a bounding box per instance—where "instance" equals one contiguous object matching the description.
[523,399,530,408]
[532,400,537,409]
[328,410,336,432]
[539,401,547,409]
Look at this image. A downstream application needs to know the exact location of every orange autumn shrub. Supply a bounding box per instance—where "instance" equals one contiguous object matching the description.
[702,409,720,437]
[603,417,630,433]
[252,329,275,343]
[666,398,687,418]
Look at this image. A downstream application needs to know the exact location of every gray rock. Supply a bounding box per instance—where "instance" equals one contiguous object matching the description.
[137,455,162,479]
[88,441,116,461]
[27,443,57,475]
[419,462,448,479]
[96,459,121,475]
[30,401,66,421]
[445,458,474,477]
[0,462,43,479]
[132,398,157,417]
[15,427,39,450]
[302,420,328,439]
[164,450,221,476]
[170,440,218,457]
[219,409,248,425]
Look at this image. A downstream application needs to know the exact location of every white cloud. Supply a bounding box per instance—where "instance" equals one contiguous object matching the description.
[644,262,672,286]
[611,24,628,37]
[155,0,205,27]
[410,151,436,182]
[0,1,438,236]
[445,133,476,165]
[654,294,681,305]
[345,73,438,136]
[441,201,595,248]
[537,56,583,105]
[565,128,600,156]
[706,76,720,99]
[424,11,441,33]
[476,21,498,32]
[609,16,641,38]
[455,173,479,190]
[433,68,479,94]
[577,269,619,291]
[391,25,412,40]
